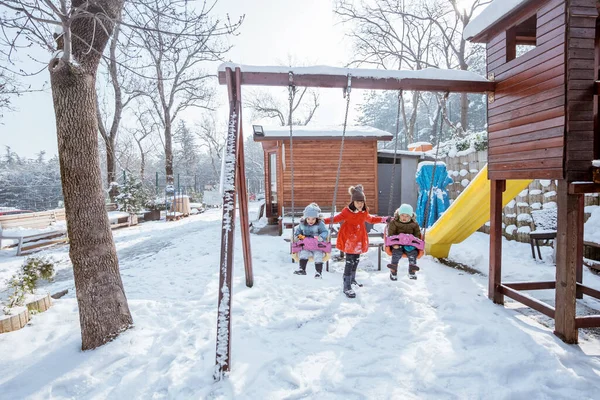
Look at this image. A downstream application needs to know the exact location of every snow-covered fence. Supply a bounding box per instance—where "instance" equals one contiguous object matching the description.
[444,151,600,245]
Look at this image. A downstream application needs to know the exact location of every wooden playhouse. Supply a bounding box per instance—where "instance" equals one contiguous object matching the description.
[464,0,600,343]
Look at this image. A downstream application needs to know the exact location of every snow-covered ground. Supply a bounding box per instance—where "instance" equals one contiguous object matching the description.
[1,202,600,399]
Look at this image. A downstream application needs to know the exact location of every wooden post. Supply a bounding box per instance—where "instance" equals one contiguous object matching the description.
[234,67,254,288]
[554,180,578,344]
[215,67,241,380]
[489,179,505,304]
[576,193,584,299]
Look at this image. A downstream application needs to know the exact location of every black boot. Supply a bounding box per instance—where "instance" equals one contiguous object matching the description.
[294,259,308,275]
[350,271,363,287]
[315,263,323,279]
[343,275,355,298]
[388,263,398,281]
[409,264,419,280]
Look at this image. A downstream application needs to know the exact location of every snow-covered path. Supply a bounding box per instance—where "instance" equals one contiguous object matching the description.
[1,206,600,399]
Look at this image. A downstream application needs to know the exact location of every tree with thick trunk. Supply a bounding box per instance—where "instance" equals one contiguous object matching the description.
[0,0,134,349]
[50,0,133,350]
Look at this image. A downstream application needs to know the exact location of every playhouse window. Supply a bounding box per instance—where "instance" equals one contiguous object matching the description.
[506,14,537,62]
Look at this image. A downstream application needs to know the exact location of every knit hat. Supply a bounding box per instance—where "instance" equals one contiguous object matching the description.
[303,203,321,218]
[349,185,366,202]
[396,204,413,216]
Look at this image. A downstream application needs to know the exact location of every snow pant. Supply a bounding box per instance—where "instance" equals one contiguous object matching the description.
[298,258,323,274]
[299,249,325,263]
[391,246,419,266]
[343,253,360,291]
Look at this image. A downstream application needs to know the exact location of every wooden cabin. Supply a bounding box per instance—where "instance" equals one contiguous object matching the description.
[253,125,392,224]
[464,0,600,343]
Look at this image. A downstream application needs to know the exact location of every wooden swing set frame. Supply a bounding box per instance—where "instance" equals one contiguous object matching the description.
[214,64,493,380]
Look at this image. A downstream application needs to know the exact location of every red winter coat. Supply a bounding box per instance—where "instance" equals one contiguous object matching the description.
[323,207,386,254]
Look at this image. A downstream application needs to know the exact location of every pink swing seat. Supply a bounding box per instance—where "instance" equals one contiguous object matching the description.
[291,237,332,254]
[384,233,425,250]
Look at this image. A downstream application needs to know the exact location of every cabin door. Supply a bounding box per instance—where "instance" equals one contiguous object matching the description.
[378,163,402,216]
[267,152,278,217]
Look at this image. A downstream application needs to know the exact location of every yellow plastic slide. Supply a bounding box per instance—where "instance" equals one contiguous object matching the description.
[424,164,532,258]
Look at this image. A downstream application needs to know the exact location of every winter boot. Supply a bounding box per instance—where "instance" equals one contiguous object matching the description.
[294,259,308,275]
[387,263,398,281]
[350,271,363,287]
[315,263,323,279]
[408,264,419,280]
[343,275,356,298]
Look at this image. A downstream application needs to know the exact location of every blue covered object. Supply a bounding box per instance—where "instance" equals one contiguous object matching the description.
[416,162,453,228]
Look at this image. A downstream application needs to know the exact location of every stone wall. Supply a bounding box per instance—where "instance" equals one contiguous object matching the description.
[443,151,600,245]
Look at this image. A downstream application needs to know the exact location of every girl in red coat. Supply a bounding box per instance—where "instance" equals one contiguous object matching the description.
[324,184,389,298]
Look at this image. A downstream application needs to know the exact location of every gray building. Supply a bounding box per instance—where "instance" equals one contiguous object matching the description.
[377,150,433,216]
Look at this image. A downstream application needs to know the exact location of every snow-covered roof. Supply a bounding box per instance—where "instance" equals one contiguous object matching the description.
[463,0,530,42]
[378,149,429,158]
[254,125,393,141]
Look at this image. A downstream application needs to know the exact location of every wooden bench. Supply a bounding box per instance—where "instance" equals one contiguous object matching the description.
[0,210,68,256]
[584,241,600,272]
[326,231,385,272]
[106,203,138,229]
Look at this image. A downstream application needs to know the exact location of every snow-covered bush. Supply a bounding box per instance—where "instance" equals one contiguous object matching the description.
[115,174,149,213]
[3,256,55,314]
[473,132,488,151]
[456,139,470,151]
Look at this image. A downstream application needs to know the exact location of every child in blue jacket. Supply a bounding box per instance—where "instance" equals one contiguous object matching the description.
[293,203,329,278]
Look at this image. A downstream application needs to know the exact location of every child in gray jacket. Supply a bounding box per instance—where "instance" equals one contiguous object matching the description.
[293,203,329,278]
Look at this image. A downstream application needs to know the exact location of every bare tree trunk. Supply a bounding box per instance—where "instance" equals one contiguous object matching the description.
[165,122,173,184]
[49,0,132,350]
[106,142,118,197]
[136,138,146,180]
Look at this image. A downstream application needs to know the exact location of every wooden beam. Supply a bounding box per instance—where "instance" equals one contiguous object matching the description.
[217,71,495,93]
[554,180,580,344]
[235,67,254,289]
[489,179,506,304]
[503,281,556,290]
[253,135,391,142]
[215,67,241,380]
[577,283,600,299]
[575,315,600,328]
[576,193,584,299]
[498,285,556,318]
[568,181,600,193]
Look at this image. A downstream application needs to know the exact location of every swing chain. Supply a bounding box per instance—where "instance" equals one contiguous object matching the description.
[343,73,352,98]
[330,74,352,233]
[422,91,449,243]
[288,72,296,234]
[387,89,403,217]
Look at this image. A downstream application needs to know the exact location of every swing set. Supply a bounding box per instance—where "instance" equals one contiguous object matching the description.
[214,63,494,380]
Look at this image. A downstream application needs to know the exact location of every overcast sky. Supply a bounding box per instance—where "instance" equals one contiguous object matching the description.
[1,0,483,159]
[0,0,355,159]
